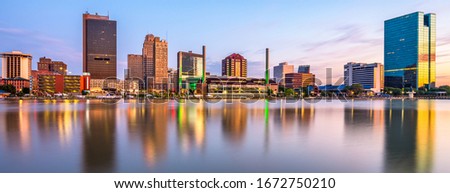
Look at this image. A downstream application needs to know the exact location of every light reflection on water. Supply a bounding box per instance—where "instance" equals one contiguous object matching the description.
[0,99,449,173]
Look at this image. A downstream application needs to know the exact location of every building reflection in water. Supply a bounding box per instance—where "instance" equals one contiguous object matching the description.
[127,103,168,166]
[344,100,385,135]
[35,101,79,147]
[2,101,31,153]
[221,103,247,144]
[82,103,117,172]
[384,100,435,172]
[176,102,206,153]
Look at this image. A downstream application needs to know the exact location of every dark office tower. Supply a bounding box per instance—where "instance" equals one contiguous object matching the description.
[384,12,436,89]
[82,12,117,79]
[142,34,168,90]
[222,53,247,77]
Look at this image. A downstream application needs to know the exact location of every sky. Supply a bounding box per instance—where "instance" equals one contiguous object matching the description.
[1,0,450,86]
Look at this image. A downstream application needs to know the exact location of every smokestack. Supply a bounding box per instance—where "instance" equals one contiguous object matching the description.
[265,48,269,85]
[202,45,206,83]
[177,51,182,93]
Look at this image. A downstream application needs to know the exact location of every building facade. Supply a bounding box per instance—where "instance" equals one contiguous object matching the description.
[126,54,143,80]
[273,62,294,84]
[285,73,315,89]
[31,70,59,92]
[80,72,91,92]
[206,76,275,97]
[177,48,206,92]
[1,51,32,80]
[82,12,117,79]
[384,12,436,89]
[64,75,81,94]
[344,62,384,93]
[298,65,311,73]
[142,34,168,90]
[222,53,247,78]
[38,75,65,94]
[0,77,30,92]
[37,57,67,75]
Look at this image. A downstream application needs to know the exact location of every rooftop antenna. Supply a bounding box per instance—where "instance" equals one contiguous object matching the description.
[107,11,109,16]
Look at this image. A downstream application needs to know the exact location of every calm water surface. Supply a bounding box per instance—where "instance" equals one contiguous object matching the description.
[1,99,449,173]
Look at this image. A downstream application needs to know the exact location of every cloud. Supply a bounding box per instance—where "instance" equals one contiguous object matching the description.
[0,27,27,35]
[0,26,81,73]
[299,24,382,53]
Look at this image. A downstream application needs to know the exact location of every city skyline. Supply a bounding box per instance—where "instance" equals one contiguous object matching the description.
[1,1,450,86]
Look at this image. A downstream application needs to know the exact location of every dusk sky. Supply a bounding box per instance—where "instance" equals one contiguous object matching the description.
[1,0,450,85]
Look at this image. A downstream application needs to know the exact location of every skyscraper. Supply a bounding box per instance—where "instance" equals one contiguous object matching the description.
[142,34,168,90]
[273,62,294,84]
[1,51,32,79]
[82,12,117,79]
[344,62,384,93]
[222,53,247,77]
[384,12,436,89]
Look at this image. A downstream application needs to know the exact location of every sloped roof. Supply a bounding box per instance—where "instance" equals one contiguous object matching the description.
[225,53,245,60]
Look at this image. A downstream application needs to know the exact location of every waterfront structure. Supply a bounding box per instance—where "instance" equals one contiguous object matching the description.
[142,34,168,91]
[64,75,81,94]
[89,79,139,94]
[36,73,89,95]
[285,73,315,89]
[0,77,30,92]
[384,11,436,89]
[37,57,67,75]
[126,54,143,80]
[298,65,310,73]
[31,70,59,92]
[1,51,32,80]
[82,12,117,79]
[177,46,206,92]
[344,62,384,93]
[38,75,64,94]
[222,53,247,78]
[273,62,294,85]
[206,75,275,97]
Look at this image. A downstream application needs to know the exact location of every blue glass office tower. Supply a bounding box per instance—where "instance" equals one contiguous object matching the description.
[384,12,436,89]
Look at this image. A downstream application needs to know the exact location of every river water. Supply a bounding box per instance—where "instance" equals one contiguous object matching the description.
[0,99,449,172]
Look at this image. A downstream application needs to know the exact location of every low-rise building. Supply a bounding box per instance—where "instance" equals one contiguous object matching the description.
[206,76,275,97]
[0,77,30,92]
[285,73,315,89]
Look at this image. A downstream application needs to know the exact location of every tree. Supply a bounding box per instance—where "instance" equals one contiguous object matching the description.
[285,88,295,97]
[439,85,450,95]
[349,84,364,96]
[385,87,402,96]
[22,87,30,95]
[0,84,16,94]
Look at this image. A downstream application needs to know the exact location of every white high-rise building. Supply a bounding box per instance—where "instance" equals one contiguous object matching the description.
[1,51,32,80]
[344,62,384,93]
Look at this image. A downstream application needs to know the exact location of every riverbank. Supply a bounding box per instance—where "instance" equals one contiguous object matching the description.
[2,95,450,103]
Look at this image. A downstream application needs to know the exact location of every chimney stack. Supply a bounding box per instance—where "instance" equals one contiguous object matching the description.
[265,48,269,84]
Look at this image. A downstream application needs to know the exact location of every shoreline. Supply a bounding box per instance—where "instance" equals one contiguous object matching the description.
[1,96,450,103]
